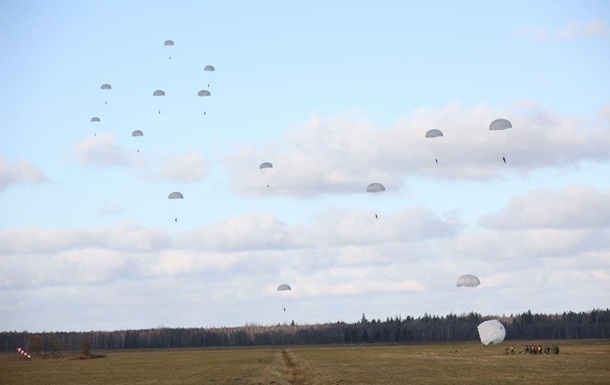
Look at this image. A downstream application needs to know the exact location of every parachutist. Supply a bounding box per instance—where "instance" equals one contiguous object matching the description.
[435,159,438,164]
[375,214,378,219]
[503,156,506,163]
[204,111,206,116]
[283,308,286,312]
[175,218,178,222]
[267,184,270,188]
[158,110,161,115]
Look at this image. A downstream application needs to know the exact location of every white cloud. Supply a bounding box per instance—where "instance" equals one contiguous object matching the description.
[160,149,209,182]
[226,103,610,197]
[72,133,127,167]
[517,20,608,41]
[0,157,47,191]
[480,185,610,230]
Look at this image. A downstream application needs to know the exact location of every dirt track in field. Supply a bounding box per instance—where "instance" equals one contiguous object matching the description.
[280,349,312,385]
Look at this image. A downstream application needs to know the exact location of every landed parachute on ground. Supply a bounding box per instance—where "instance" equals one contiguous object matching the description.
[478,320,506,345]
[456,274,480,288]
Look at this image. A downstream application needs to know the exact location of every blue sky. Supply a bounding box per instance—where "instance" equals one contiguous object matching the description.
[1,0,609,332]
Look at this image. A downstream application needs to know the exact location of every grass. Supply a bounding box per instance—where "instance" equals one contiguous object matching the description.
[1,339,609,385]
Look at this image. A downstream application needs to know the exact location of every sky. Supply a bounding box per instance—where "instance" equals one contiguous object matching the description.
[1,0,609,333]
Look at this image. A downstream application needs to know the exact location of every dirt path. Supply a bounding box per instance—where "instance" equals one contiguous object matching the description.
[280,349,312,385]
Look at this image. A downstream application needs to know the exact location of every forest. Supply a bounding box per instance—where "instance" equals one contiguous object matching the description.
[1,309,608,353]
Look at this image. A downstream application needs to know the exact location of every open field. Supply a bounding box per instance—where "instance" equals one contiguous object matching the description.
[1,339,609,385]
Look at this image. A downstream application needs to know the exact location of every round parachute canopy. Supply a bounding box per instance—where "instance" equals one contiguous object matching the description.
[164,40,174,46]
[132,130,144,137]
[425,129,443,138]
[204,65,215,71]
[478,320,506,345]
[456,274,480,288]
[366,182,385,193]
[153,90,166,97]
[100,84,112,90]
[168,192,183,199]
[489,119,512,131]
[197,90,211,97]
[91,117,100,122]
[277,284,291,291]
[259,162,273,169]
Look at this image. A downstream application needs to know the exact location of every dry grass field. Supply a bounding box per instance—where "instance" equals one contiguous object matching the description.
[1,339,609,385]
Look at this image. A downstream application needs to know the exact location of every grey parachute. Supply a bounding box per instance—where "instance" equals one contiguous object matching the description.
[164,40,174,46]
[477,320,506,345]
[153,90,166,97]
[204,65,215,71]
[260,162,273,169]
[132,130,143,137]
[100,84,112,90]
[168,192,183,199]
[489,118,512,131]
[366,182,385,193]
[197,90,211,97]
[277,284,291,291]
[425,129,443,138]
[91,117,100,122]
[456,274,480,288]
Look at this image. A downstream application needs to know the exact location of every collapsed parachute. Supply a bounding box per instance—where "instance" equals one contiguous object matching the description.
[456,274,480,288]
[478,320,506,345]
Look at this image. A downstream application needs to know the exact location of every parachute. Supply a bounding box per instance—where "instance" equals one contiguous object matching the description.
[100,84,112,90]
[425,129,443,163]
[425,129,443,138]
[168,192,183,199]
[164,40,174,60]
[132,130,143,137]
[456,274,480,288]
[91,117,100,122]
[277,284,291,312]
[197,90,211,97]
[204,65,215,71]
[153,90,166,114]
[366,183,385,219]
[477,320,506,345]
[489,119,512,131]
[366,182,385,193]
[168,191,183,222]
[260,162,273,188]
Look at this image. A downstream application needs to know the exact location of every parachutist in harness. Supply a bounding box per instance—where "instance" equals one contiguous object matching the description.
[283,307,286,312]
[435,159,438,164]
[375,214,378,219]
[503,156,506,163]
[175,218,177,222]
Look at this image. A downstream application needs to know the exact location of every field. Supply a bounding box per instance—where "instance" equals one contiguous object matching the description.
[1,340,609,385]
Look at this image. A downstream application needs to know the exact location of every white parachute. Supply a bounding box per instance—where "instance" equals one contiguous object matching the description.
[456,274,480,288]
[477,319,506,345]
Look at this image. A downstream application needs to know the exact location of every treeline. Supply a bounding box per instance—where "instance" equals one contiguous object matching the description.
[1,309,609,353]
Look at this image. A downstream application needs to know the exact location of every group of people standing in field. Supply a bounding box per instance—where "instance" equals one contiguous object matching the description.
[506,344,560,355]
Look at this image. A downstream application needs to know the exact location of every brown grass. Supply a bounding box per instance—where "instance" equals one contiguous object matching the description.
[0,339,608,385]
